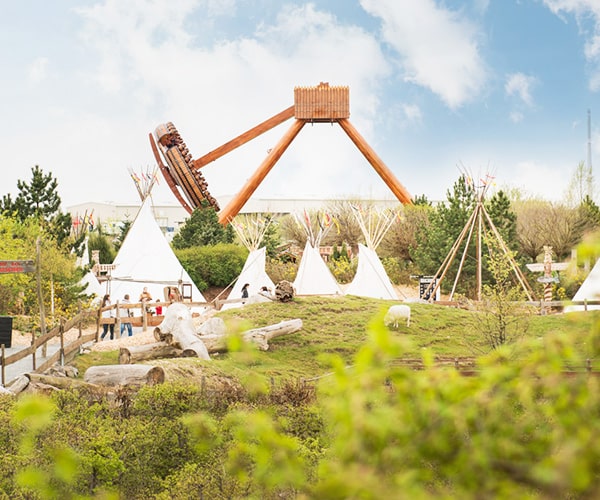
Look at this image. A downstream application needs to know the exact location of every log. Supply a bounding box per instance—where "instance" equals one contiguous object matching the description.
[154,303,210,360]
[6,375,30,394]
[119,343,182,364]
[26,373,100,391]
[242,318,302,350]
[84,364,165,387]
[197,318,303,352]
[196,334,228,354]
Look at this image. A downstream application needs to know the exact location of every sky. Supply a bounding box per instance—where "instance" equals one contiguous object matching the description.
[1,0,599,212]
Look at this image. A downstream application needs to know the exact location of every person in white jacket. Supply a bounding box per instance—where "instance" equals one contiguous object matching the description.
[100,294,115,340]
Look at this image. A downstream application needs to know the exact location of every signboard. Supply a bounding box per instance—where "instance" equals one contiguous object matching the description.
[0,260,35,274]
[419,276,440,301]
[537,276,559,284]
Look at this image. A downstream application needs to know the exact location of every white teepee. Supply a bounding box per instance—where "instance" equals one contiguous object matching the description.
[108,197,206,305]
[222,247,275,308]
[221,215,276,309]
[345,206,398,300]
[345,244,398,299]
[81,270,104,298]
[294,241,342,295]
[292,211,342,296]
[565,259,600,312]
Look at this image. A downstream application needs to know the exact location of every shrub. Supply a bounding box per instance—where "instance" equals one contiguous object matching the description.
[175,244,247,291]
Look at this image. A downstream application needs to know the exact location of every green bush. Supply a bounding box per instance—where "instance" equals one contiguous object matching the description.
[175,243,247,291]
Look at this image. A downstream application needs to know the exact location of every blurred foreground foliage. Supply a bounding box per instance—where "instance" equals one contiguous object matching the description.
[2,311,600,499]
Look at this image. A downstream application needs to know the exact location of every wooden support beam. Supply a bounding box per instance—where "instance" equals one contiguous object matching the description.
[193,106,295,169]
[218,119,305,224]
[337,119,412,205]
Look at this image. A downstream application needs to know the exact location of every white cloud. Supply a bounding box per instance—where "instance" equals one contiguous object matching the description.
[543,0,600,90]
[60,1,394,205]
[359,0,488,109]
[505,73,537,106]
[510,160,566,201]
[510,111,524,123]
[27,57,49,84]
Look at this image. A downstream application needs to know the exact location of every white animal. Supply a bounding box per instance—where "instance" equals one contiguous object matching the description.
[384,304,411,328]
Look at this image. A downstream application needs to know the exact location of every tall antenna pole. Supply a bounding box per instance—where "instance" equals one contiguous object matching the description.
[588,109,593,198]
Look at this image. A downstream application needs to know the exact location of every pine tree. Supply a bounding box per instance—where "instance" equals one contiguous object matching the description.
[1,165,74,249]
[411,176,475,291]
[172,199,234,249]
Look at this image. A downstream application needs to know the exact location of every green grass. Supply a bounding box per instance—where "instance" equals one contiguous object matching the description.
[72,296,600,384]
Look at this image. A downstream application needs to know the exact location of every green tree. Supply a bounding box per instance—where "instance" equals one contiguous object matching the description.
[0,165,76,250]
[172,200,234,249]
[114,219,132,252]
[471,236,533,351]
[576,195,600,237]
[411,176,476,294]
[87,230,116,265]
[486,190,517,249]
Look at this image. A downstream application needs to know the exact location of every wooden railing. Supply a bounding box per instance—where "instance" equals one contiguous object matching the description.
[1,307,98,386]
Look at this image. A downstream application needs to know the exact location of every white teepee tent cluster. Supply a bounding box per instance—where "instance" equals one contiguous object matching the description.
[109,196,206,306]
[222,215,275,309]
[292,211,342,296]
[345,205,399,300]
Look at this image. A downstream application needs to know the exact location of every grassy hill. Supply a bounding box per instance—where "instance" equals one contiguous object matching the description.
[73,296,600,384]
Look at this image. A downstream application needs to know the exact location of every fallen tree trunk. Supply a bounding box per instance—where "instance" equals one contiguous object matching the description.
[242,318,303,350]
[6,375,30,394]
[154,303,210,360]
[26,373,100,391]
[197,318,303,352]
[119,342,182,364]
[84,364,165,387]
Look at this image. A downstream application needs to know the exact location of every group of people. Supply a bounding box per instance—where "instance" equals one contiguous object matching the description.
[100,287,168,341]
[241,284,273,301]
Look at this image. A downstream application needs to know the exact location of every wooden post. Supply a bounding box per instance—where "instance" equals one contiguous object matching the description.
[1,344,5,386]
[35,237,48,358]
[60,318,65,366]
[338,119,412,205]
[218,119,306,224]
[142,303,148,332]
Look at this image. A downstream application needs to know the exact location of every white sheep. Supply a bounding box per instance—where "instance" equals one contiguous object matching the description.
[384,304,411,328]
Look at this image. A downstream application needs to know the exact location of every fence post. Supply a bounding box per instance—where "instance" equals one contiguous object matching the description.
[60,318,65,367]
[78,303,83,339]
[142,303,148,332]
[1,344,5,387]
[115,301,121,336]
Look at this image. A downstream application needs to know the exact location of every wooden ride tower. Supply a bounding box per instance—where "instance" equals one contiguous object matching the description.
[149,83,413,224]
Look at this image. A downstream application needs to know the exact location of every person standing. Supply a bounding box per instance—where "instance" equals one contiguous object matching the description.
[139,287,152,303]
[241,283,250,299]
[155,299,163,316]
[120,294,133,337]
[100,294,114,340]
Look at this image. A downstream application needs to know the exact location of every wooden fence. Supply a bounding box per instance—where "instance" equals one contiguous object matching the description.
[1,307,98,386]
[0,299,211,387]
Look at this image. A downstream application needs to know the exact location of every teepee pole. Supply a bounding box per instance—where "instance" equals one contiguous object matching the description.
[425,207,478,301]
[481,207,535,301]
[449,204,479,300]
[476,200,483,301]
